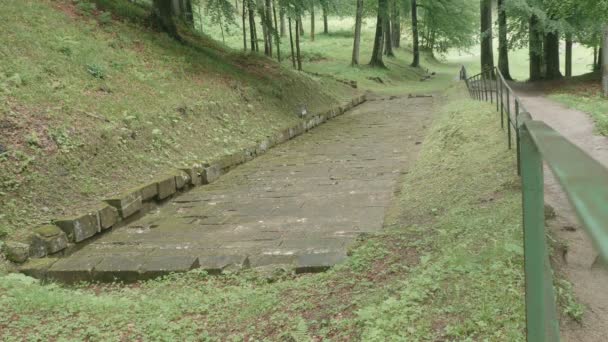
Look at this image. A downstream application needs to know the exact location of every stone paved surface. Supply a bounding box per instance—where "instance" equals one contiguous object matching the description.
[47,95,434,281]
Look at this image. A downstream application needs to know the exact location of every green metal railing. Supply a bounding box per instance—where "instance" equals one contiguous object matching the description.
[463,66,608,342]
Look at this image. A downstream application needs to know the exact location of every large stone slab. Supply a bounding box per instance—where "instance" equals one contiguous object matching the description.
[54,212,99,243]
[105,191,143,218]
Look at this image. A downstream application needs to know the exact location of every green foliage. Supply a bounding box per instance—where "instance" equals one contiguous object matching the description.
[417,0,479,54]
[556,279,585,322]
[86,63,106,79]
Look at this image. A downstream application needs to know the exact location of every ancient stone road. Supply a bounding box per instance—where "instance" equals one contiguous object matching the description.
[48,95,434,281]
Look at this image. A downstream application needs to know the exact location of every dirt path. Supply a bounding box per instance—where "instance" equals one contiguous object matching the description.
[512,83,608,341]
[33,94,435,282]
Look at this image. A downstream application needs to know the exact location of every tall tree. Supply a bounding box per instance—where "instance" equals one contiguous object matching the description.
[529,15,543,81]
[310,1,316,41]
[602,25,608,97]
[322,0,329,34]
[497,0,512,80]
[480,0,494,72]
[565,32,572,77]
[384,15,394,57]
[272,0,281,62]
[351,0,364,65]
[296,16,303,70]
[391,1,400,48]
[153,0,181,40]
[289,16,296,68]
[544,30,561,79]
[411,0,419,67]
[370,0,387,67]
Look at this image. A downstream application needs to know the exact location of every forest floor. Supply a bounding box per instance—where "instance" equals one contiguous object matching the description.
[512,79,608,341]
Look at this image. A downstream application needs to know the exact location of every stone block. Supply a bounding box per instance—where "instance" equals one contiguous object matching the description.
[29,225,68,256]
[277,128,291,143]
[47,257,102,284]
[98,204,119,230]
[140,255,200,278]
[139,182,158,201]
[175,170,190,190]
[20,258,58,280]
[258,139,271,155]
[202,164,222,184]
[157,175,177,200]
[181,165,204,186]
[54,211,100,243]
[3,241,29,263]
[197,255,249,274]
[295,251,346,274]
[249,253,297,268]
[105,191,143,219]
[93,256,143,282]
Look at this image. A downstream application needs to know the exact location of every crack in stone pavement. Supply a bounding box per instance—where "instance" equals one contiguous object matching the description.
[46,94,436,282]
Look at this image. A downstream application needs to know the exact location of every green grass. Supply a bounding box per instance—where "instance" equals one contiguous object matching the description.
[200,13,462,94]
[446,42,595,81]
[0,85,525,340]
[546,73,608,136]
[0,0,355,241]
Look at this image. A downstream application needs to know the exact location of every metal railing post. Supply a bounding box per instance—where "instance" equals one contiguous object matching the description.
[500,78,504,129]
[489,69,494,104]
[516,101,521,175]
[483,71,489,102]
[519,118,560,342]
[496,70,500,112]
[507,87,512,149]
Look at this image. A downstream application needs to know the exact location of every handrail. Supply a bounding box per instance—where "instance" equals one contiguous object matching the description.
[461,65,608,342]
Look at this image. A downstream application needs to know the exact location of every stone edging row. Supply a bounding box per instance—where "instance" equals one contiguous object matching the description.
[2,95,367,264]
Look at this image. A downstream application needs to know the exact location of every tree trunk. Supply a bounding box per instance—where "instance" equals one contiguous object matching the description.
[594,44,599,71]
[544,30,561,80]
[369,0,386,67]
[497,0,512,80]
[260,1,270,56]
[565,32,572,77]
[248,0,257,51]
[310,4,315,41]
[289,17,296,69]
[411,0,419,67]
[153,0,181,40]
[280,9,286,37]
[242,0,248,51]
[480,0,494,72]
[272,0,281,62]
[599,48,603,72]
[322,4,328,34]
[603,26,608,96]
[351,0,364,65]
[296,17,303,70]
[384,17,394,56]
[184,0,194,26]
[391,2,400,48]
[529,15,542,81]
[266,0,273,56]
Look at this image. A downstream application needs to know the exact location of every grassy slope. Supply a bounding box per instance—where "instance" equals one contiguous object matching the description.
[201,14,444,94]
[0,85,525,341]
[0,0,355,241]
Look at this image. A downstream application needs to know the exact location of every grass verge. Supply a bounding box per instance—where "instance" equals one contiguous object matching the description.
[547,73,608,136]
[0,84,525,340]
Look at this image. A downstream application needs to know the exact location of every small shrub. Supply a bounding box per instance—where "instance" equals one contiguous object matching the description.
[98,11,112,25]
[86,63,105,79]
[75,0,97,14]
